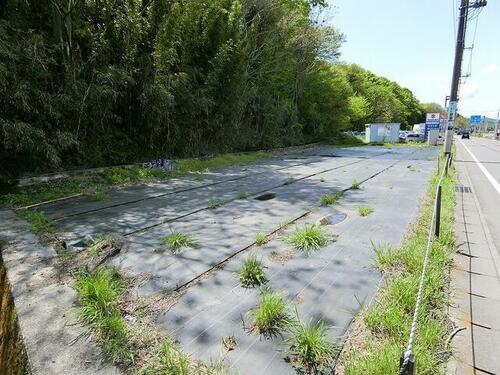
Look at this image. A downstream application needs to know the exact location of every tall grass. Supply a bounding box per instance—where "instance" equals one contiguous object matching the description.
[285,317,336,373]
[74,268,131,363]
[17,209,55,234]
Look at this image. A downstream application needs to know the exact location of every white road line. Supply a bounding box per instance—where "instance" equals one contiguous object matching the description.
[459,139,500,197]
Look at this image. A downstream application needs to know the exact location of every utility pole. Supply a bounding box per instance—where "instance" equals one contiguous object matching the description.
[444,0,487,154]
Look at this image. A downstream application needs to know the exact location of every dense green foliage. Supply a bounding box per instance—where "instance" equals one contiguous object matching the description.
[0,0,425,181]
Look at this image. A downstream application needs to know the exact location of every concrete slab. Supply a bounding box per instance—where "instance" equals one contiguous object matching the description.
[0,210,119,375]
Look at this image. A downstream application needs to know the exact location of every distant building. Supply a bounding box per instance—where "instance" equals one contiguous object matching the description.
[365,123,400,143]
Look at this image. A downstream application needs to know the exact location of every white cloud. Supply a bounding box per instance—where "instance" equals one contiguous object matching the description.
[481,64,499,74]
[460,80,480,99]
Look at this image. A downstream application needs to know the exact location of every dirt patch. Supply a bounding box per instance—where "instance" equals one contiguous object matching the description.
[222,336,238,352]
[334,315,371,374]
[269,248,296,263]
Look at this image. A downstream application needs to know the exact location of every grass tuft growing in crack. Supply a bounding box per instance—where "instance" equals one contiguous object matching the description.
[75,267,131,363]
[160,232,197,253]
[285,317,336,373]
[208,197,219,209]
[255,233,269,246]
[17,209,55,234]
[237,256,267,287]
[250,290,289,337]
[320,192,341,206]
[286,225,328,253]
[351,180,361,190]
[358,205,374,217]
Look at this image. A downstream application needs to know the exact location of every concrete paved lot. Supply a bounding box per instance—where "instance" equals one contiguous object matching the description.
[30,144,438,374]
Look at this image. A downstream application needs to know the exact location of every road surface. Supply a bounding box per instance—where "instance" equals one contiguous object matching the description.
[451,136,500,374]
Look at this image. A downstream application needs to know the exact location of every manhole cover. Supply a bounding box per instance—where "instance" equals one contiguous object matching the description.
[254,193,276,201]
[455,185,472,193]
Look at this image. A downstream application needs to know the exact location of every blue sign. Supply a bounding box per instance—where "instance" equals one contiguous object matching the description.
[424,123,440,139]
[470,115,482,124]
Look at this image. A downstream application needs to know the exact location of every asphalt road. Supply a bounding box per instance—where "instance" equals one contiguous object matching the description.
[452,135,500,374]
[456,136,500,250]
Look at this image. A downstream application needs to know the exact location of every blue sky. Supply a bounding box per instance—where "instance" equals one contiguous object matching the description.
[325,0,500,118]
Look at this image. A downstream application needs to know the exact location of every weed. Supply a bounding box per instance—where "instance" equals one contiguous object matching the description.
[74,267,131,363]
[156,338,191,375]
[255,233,269,246]
[87,234,117,258]
[250,290,289,337]
[237,256,267,287]
[320,192,341,206]
[372,243,399,271]
[286,225,329,253]
[17,209,55,234]
[208,197,219,209]
[358,206,374,217]
[91,191,109,201]
[160,232,197,253]
[351,180,361,190]
[284,177,295,185]
[238,191,248,199]
[285,317,336,372]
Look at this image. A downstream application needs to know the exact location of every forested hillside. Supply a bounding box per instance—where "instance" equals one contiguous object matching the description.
[0,0,425,178]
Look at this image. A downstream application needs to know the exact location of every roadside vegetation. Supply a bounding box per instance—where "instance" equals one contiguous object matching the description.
[237,256,267,287]
[340,153,455,374]
[17,209,55,234]
[286,225,329,253]
[1,0,428,196]
[0,152,271,209]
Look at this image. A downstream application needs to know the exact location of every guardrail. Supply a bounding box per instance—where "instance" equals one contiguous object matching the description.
[398,153,452,375]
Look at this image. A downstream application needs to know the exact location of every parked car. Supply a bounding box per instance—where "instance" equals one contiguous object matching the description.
[461,131,470,139]
[406,133,423,142]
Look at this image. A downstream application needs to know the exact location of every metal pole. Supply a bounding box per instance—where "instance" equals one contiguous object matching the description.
[400,352,416,375]
[445,154,450,177]
[435,185,442,237]
[444,0,469,155]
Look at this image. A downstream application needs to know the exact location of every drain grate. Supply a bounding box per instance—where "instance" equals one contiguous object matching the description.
[455,185,472,193]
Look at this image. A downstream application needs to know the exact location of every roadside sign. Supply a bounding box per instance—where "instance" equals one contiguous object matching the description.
[426,113,440,123]
[470,115,481,124]
[425,113,441,138]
